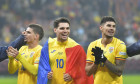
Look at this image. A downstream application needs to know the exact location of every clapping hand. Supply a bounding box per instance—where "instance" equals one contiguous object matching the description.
[6,46,19,59]
[91,46,107,64]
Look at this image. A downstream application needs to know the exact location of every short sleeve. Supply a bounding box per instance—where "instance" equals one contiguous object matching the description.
[34,50,41,64]
[86,42,95,63]
[115,43,128,60]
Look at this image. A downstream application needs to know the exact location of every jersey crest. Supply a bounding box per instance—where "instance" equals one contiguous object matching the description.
[109,47,114,53]
[30,52,35,58]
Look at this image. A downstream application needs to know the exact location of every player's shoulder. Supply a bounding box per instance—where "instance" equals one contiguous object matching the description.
[68,37,79,45]
[67,37,79,47]
[89,38,101,46]
[113,37,126,46]
[48,37,56,43]
[47,37,57,47]
[20,45,28,49]
[33,45,42,52]
[37,45,42,49]
[19,45,28,52]
[87,38,101,50]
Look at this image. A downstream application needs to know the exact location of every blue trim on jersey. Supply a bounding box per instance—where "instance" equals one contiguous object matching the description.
[37,40,51,84]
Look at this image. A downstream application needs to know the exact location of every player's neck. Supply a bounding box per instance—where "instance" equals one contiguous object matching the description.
[101,37,113,47]
[27,41,39,49]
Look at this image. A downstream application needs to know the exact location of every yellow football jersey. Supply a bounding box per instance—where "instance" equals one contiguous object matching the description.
[86,37,128,84]
[9,45,42,84]
[48,37,78,84]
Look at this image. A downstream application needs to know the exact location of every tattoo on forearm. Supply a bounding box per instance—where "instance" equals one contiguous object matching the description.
[105,60,125,76]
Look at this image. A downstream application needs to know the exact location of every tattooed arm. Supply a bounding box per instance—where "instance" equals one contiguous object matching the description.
[104,59,126,76]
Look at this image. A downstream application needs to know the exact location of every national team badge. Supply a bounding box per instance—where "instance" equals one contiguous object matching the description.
[109,47,114,53]
[30,52,35,57]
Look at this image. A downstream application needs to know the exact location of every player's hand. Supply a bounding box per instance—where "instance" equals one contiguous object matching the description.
[7,46,19,59]
[91,46,103,64]
[6,50,14,59]
[47,71,53,79]
[100,53,107,63]
[91,46,107,63]
[22,31,27,43]
[63,73,72,82]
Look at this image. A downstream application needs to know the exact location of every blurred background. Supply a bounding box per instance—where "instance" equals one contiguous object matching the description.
[0,0,140,84]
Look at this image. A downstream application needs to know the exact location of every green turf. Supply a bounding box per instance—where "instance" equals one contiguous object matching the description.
[0,75,140,84]
[123,74,140,84]
[0,77,17,84]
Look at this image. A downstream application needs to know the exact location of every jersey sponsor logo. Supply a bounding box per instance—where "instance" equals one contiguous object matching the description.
[30,52,35,57]
[58,52,63,55]
[109,47,114,53]
[119,52,126,55]
[51,50,56,53]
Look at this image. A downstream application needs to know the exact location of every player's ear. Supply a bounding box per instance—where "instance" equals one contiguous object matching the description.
[54,28,57,33]
[35,34,39,40]
[99,26,103,31]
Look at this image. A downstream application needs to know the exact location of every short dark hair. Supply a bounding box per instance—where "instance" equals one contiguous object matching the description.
[28,24,44,40]
[53,17,70,28]
[100,16,116,25]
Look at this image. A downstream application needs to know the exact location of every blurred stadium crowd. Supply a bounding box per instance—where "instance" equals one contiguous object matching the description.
[0,0,140,74]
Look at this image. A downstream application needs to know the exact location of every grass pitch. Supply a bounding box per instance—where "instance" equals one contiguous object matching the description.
[0,74,140,84]
[0,76,17,84]
[123,74,140,84]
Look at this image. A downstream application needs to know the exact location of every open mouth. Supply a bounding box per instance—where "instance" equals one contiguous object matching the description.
[108,31,114,34]
[62,34,68,38]
[62,35,67,38]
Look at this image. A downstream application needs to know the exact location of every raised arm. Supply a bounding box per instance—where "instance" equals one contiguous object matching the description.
[8,35,26,50]
[127,40,140,57]
[0,35,26,62]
